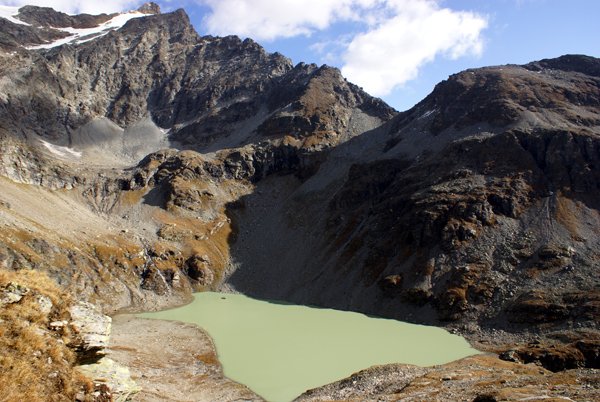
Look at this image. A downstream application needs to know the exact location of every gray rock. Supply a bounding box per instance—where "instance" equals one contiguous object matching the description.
[49,320,68,329]
[69,301,112,354]
[77,357,141,402]
[35,294,53,314]
[137,2,161,15]
[1,282,29,304]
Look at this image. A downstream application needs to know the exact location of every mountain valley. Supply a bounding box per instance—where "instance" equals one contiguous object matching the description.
[1,3,600,401]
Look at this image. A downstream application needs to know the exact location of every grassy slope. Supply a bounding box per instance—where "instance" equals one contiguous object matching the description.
[0,269,93,402]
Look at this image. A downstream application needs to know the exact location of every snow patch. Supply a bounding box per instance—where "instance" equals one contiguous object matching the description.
[26,11,146,50]
[418,110,436,120]
[40,140,82,159]
[0,6,30,26]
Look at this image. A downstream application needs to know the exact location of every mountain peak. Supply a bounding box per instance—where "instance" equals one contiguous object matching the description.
[137,2,161,15]
[525,54,600,77]
[0,5,177,51]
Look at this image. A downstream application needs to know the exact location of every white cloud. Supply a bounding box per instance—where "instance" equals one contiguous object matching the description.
[198,0,487,97]
[199,0,379,41]
[0,0,140,14]
[341,0,488,96]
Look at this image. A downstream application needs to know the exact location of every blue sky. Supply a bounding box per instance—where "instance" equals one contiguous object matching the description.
[2,0,599,111]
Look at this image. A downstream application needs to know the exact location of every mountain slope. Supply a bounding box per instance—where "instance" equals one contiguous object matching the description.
[0,3,395,313]
[1,3,600,402]
[0,3,599,342]
[223,55,600,342]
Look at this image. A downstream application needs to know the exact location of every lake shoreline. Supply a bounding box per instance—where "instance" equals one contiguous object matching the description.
[108,314,265,402]
[104,291,600,402]
[106,312,600,402]
[108,289,533,354]
[133,292,481,401]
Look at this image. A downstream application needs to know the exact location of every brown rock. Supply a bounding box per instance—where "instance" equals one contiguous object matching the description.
[185,255,215,286]
[507,290,570,323]
[400,288,432,306]
[379,274,403,297]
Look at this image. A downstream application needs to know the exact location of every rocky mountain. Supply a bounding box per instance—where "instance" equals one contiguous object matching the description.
[1,2,600,401]
[0,2,394,312]
[226,55,600,336]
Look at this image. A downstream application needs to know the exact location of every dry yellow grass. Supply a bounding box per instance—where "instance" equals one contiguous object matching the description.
[0,269,93,402]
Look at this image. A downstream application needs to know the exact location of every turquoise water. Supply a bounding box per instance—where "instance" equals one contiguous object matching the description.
[138,292,479,401]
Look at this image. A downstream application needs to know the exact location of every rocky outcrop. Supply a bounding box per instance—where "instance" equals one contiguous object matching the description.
[0,17,70,50]
[15,6,115,29]
[294,354,600,402]
[69,302,112,358]
[499,333,600,372]
[136,3,162,15]
[0,135,86,190]
[68,302,141,401]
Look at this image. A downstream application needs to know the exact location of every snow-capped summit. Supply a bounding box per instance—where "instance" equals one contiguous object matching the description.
[0,2,161,51]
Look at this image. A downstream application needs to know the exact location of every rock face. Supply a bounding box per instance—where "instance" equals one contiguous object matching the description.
[69,302,112,357]
[293,354,600,402]
[223,54,600,342]
[68,302,141,402]
[1,4,600,401]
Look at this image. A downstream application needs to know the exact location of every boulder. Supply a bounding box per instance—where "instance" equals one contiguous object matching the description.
[1,282,29,304]
[69,301,112,356]
[78,358,141,402]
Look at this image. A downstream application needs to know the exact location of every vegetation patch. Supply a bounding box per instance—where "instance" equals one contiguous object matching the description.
[0,269,94,402]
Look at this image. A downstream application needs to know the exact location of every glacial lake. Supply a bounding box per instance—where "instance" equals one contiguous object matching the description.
[138,292,479,402]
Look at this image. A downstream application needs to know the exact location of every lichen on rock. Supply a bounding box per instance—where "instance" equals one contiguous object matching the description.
[78,358,141,402]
